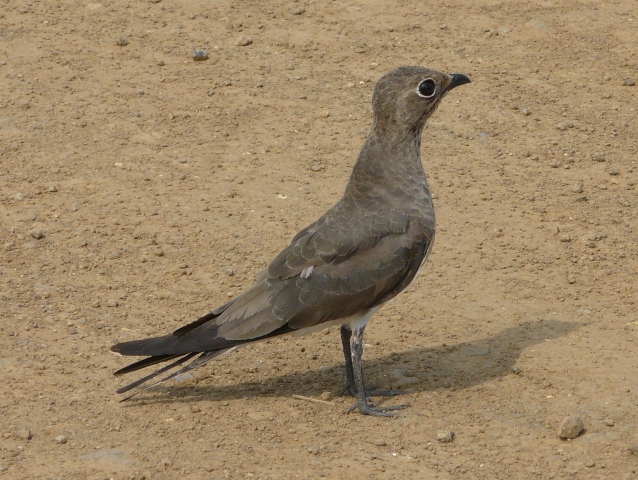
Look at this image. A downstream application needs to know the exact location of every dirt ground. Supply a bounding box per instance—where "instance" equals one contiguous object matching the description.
[1,0,637,478]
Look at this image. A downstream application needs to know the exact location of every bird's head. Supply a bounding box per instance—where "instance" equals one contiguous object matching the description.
[372,66,471,133]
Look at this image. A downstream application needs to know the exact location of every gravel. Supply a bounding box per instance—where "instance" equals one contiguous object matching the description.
[235,35,253,46]
[558,416,584,439]
[437,430,455,443]
[191,49,208,61]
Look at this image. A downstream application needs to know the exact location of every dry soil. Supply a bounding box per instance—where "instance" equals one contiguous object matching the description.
[1,0,638,479]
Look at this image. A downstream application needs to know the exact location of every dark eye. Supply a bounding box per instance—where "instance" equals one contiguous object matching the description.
[417,78,436,98]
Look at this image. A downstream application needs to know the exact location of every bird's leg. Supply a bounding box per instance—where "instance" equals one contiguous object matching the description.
[340,325,357,396]
[347,325,410,417]
[340,325,406,398]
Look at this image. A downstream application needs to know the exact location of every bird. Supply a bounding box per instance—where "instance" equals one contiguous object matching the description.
[111,66,471,416]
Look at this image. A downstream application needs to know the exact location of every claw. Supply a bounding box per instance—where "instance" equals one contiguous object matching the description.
[348,401,411,417]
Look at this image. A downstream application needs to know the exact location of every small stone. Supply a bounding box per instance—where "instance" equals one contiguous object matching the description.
[628,445,638,455]
[622,78,635,86]
[592,153,605,162]
[602,418,615,427]
[572,184,583,193]
[575,195,588,202]
[191,49,208,61]
[154,247,164,256]
[437,430,455,443]
[584,461,595,468]
[521,108,532,116]
[292,6,305,15]
[319,391,332,401]
[161,458,172,467]
[106,298,119,307]
[140,471,152,480]
[549,162,560,168]
[15,428,32,440]
[439,24,448,30]
[30,229,45,240]
[115,36,129,47]
[55,435,68,444]
[47,185,58,192]
[373,438,387,446]
[558,416,584,439]
[235,35,252,46]
[610,170,619,176]
[190,406,201,413]
[560,235,571,243]
[177,158,188,163]
[0,465,6,472]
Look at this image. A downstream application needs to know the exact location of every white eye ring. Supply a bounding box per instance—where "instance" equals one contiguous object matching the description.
[417,78,436,98]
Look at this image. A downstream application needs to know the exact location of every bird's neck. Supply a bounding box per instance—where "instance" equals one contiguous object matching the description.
[344,122,429,203]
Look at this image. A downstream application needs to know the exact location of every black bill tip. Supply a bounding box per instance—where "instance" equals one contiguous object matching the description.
[447,73,471,91]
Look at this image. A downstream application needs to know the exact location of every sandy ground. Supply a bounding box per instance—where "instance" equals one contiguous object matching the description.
[1,0,637,478]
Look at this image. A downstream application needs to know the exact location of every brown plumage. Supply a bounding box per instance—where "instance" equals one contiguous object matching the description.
[111,66,471,416]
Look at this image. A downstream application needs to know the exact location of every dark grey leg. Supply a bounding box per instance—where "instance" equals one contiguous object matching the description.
[347,324,410,417]
[340,326,357,396]
[340,325,406,399]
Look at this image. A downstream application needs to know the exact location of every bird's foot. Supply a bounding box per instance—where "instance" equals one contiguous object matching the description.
[341,384,405,398]
[348,401,411,417]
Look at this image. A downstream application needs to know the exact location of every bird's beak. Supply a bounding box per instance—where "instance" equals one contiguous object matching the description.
[446,73,471,92]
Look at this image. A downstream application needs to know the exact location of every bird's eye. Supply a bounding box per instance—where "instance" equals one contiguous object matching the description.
[417,78,436,98]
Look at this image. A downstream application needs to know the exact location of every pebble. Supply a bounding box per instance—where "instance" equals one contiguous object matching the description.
[115,36,129,46]
[292,6,305,15]
[592,153,605,162]
[575,195,588,202]
[15,428,32,440]
[572,184,583,193]
[0,465,6,472]
[373,438,387,446]
[584,461,595,468]
[319,391,332,401]
[47,185,58,192]
[557,416,584,439]
[559,234,571,243]
[549,162,559,168]
[437,430,455,443]
[602,418,615,427]
[161,458,172,467]
[106,298,119,307]
[521,108,532,116]
[191,49,208,61]
[55,435,68,444]
[235,35,252,46]
[622,78,635,86]
[178,157,188,163]
[30,228,45,240]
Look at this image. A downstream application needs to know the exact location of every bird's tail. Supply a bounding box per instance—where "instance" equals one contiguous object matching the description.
[114,348,235,401]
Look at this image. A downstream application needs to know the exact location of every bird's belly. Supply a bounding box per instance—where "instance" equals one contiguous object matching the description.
[291,307,380,337]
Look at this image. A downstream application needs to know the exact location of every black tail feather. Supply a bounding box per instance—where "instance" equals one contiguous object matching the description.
[117,353,199,395]
[114,354,181,376]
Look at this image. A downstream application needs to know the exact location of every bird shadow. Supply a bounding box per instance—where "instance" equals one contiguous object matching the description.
[120,318,583,406]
